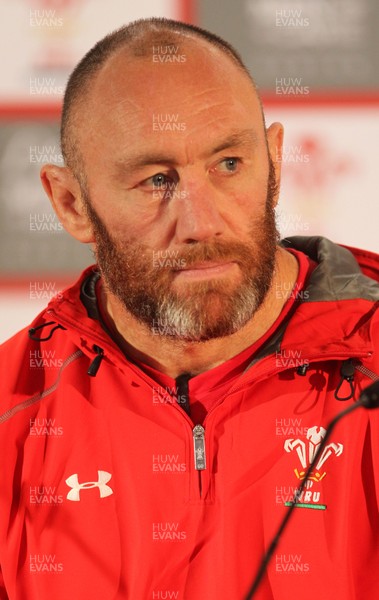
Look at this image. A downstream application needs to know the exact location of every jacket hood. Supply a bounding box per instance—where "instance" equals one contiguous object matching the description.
[282,236,379,299]
[250,237,379,365]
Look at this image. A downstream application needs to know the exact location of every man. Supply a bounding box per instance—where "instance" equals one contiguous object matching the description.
[0,17,378,600]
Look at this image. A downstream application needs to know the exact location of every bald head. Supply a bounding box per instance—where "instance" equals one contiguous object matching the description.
[60,17,263,179]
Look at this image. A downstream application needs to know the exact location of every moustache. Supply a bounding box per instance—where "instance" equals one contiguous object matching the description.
[151,240,254,270]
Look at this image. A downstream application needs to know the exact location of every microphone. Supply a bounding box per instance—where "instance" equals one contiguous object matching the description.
[243,379,379,600]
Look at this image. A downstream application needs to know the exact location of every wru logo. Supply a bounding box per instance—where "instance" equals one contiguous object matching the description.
[65,470,113,501]
[284,426,343,482]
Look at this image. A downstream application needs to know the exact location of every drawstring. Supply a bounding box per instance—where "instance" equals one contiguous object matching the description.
[334,359,355,401]
[28,321,104,377]
[295,358,356,401]
[28,321,66,341]
[88,345,104,377]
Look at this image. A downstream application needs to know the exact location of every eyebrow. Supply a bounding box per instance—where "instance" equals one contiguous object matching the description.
[114,128,259,175]
[212,129,259,154]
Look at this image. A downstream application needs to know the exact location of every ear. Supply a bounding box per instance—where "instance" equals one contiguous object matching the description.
[40,165,94,243]
[266,122,284,206]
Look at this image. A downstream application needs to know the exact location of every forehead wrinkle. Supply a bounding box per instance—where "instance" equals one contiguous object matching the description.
[180,85,258,115]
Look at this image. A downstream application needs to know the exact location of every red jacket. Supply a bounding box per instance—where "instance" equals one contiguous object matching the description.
[0,236,379,600]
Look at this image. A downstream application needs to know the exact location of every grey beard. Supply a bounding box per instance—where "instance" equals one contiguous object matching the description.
[150,289,262,340]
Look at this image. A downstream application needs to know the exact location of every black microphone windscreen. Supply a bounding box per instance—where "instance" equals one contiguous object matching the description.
[359,380,379,409]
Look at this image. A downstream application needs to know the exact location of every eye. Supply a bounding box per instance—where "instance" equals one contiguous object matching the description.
[217,157,240,173]
[150,173,171,188]
[140,171,177,192]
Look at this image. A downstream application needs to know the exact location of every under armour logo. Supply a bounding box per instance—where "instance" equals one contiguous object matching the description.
[65,470,113,501]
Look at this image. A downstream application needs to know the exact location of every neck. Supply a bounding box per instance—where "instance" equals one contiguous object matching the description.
[99,247,299,378]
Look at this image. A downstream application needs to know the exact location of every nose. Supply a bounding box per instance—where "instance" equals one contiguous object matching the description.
[172,177,226,244]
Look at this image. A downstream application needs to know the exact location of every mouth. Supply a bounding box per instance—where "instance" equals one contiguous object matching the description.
[173,261,238,280]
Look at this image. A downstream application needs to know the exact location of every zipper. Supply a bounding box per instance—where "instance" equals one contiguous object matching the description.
[355,363,379,382]
[193,424,206,499]
[0,349,83,424]
[193,425,206,471]
[140,381,208,494]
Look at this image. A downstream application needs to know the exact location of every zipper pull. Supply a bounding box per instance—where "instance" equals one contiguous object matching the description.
[193,425,206,471]
[87,345,104,377]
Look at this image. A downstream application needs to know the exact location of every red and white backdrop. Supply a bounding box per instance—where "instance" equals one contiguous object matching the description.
[1,0,378,342]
